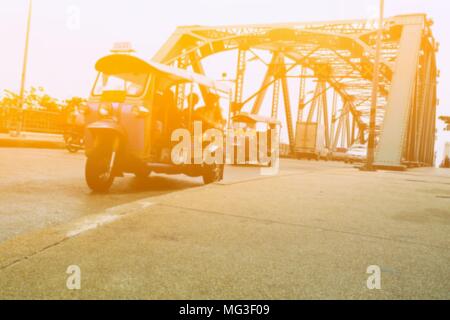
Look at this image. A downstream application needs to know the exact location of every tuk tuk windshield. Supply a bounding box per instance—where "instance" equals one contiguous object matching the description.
[93,72,148,97]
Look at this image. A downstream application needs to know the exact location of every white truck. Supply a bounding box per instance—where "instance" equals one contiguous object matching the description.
[294,122,329,160]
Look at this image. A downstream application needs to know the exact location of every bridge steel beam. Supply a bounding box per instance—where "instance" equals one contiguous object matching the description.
[374,21,432,168]
[279,56,296,152]
[234,49,247,109]
[251,53,281,115]
[151,15,438,167]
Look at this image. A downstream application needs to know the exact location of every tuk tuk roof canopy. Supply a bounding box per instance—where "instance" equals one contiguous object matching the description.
[95,54,231,94]
[232,112,282,126]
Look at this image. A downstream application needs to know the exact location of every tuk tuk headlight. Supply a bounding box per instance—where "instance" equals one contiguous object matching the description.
[98,103,112,117]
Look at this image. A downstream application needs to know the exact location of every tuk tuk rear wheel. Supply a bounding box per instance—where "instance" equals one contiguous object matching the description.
[64,136,80,153]
[202,164,224,185]
[85,156,115,192]
[67,144,80,153]
[134,168,150,179]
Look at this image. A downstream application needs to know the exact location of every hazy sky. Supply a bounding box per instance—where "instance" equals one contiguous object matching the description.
[0,0,449,159]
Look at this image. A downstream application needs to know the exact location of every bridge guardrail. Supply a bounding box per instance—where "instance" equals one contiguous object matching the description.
[0,106,65,134]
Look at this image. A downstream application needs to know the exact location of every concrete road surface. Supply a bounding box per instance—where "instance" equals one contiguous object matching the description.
[0,148,310,242]
[0,148,203,242]
[0,148,449,299]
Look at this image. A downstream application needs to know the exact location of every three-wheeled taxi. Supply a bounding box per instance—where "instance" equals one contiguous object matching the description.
[83,54,230,192]
[230,112,281,166]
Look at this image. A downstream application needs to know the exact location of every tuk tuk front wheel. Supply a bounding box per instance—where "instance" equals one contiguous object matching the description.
[202,164,224,185]
[85,155,115,192]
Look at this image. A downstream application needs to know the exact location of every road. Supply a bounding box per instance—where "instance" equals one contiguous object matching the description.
[0,147,449,299]
[0,148,321,242]
[0,148,202,242]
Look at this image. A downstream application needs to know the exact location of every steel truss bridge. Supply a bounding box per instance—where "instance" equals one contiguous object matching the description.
[153,14,438,169]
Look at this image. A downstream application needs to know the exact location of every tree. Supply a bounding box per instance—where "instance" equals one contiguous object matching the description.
[0,87,85,113]
[0,90,20,108]
[63,97,86,113]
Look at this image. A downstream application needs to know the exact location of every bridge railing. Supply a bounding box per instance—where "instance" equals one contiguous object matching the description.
[0,106,66,134]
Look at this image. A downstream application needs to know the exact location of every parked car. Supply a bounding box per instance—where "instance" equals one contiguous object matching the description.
[345,144,367,164]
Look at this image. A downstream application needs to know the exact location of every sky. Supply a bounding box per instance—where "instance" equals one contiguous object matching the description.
[0,0,449,161]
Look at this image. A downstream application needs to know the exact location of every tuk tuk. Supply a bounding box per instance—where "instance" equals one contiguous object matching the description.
[83,54,230,192]
[230,112,281,166]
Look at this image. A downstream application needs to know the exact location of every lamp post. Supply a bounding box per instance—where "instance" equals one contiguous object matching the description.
[16,0,33,136]
[365,0,384,171]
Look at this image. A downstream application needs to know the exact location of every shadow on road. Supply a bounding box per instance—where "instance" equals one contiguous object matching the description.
[98,174,203,196]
